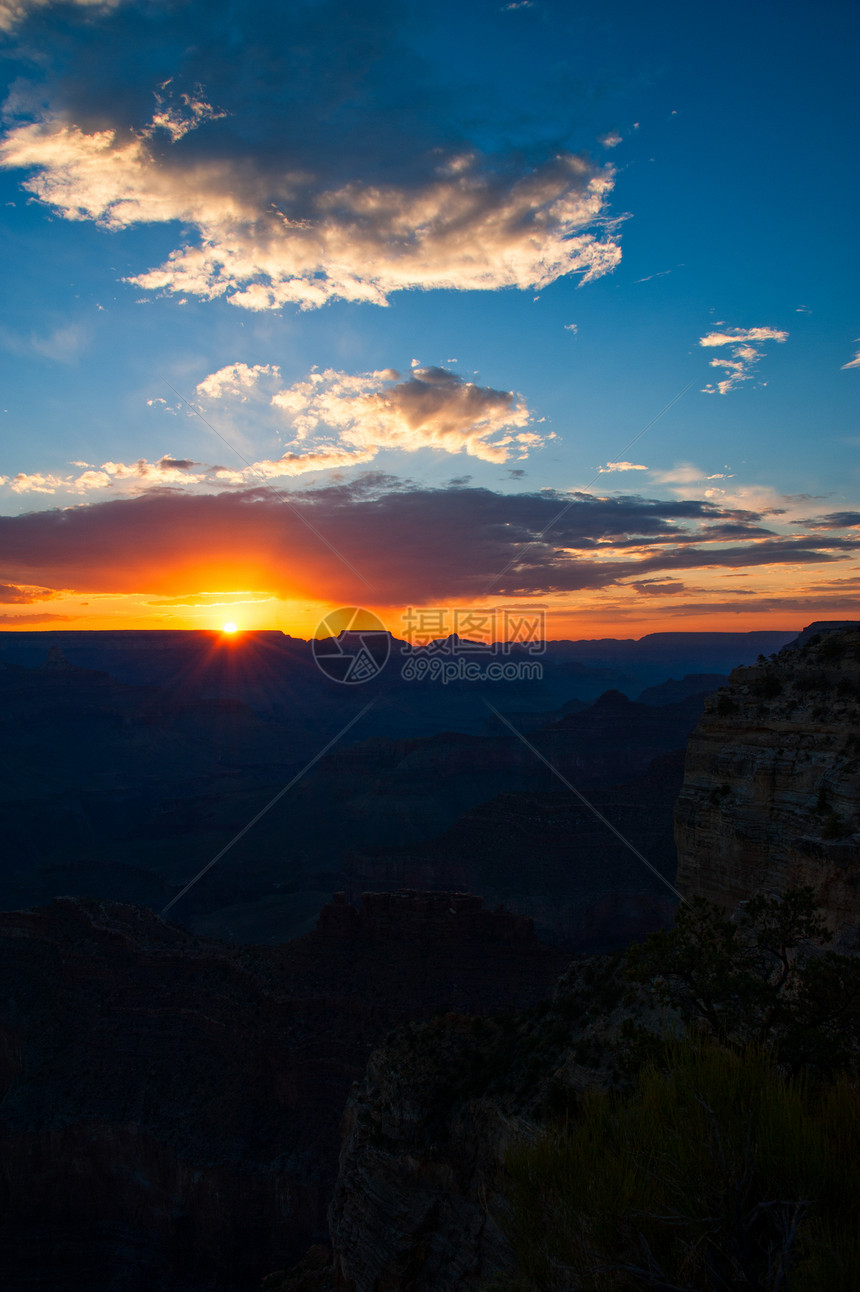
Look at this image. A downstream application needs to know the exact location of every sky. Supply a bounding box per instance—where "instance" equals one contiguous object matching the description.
[0,0,858,639]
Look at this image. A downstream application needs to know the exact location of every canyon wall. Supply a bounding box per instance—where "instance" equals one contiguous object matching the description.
[675,623,860,947]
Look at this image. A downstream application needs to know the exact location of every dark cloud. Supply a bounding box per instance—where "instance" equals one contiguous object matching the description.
[158,456,198,471]
[0,611,70,622]
[665,598,860,617]
[0,580,59,602]
[628,580,686,596]
[1,480,856,604]
[698,522,777,540]
[794,512,860,530]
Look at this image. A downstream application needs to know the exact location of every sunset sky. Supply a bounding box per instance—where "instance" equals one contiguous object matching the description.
[0,0,858,638]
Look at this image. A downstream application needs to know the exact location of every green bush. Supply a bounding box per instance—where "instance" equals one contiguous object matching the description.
[624,888,860,1073]
[496,1039,860,1291]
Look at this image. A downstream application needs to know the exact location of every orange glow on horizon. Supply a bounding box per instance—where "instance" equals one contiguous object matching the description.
[0,587,814,641]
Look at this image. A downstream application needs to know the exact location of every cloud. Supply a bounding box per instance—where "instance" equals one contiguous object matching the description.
[0,320,89,364]
[0,581,59,602]
[0,104,621,311]
[842,341,860,370]
[564,322,578,333]
[272,365,542,464]
[1,1,627,312]
[634,268,673,284]
[1,365,545,499]
[793,511,860,530]
[0,454,244,497]
[2,472,68,494]
[629,579,685,596]
[598,461,647,473]
[0,611,71,623]
[699,325,788,394]
[146,591,272,607]
[195,363,280,400]
[0,0,122,32]
[199,362,546,467]
[2,480,856,606]
[650,462,732,488]
[663,596,860,617]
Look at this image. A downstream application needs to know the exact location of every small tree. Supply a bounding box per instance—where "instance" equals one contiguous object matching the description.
[624,888,860,1072]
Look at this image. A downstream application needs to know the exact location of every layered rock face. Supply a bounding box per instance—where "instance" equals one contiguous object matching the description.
[0,894,565,1291]
[675,623,860,947]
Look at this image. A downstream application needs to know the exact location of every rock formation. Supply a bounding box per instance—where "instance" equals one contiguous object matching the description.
[0,893,565,1291]
[325,956,640,1292]
[675,623,860,947]
[346,751,685,951]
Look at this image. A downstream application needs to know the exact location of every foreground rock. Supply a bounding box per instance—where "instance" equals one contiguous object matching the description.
[676,622,860,947]
[0,893,565,1291]
[326,955,646,1292]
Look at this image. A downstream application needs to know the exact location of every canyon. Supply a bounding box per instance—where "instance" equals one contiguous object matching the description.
[3,622,856,1290]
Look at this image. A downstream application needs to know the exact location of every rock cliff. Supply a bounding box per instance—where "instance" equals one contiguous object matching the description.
[675,623,860,948]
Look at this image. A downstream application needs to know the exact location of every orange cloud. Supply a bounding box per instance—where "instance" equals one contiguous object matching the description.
[2,481,858,612]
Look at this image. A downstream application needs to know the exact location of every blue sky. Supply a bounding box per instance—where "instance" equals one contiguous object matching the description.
[0,0,857,635]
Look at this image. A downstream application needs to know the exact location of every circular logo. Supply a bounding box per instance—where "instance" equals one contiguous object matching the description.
[312,606,391,684]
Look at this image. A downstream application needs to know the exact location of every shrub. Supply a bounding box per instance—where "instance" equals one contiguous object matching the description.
[497,1039,860,1291]
[753,673,783,699]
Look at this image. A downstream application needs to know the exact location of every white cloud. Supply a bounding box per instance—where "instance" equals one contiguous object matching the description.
[5,472,66,494]
[2,364,548,500]
[650,462,734,492]
[597,460,647,473]
[0,454,235,497]
[142,90,227,144]
[196,363,281,400]
[599,132,623,148]
[699,324,788,394]
[0,106,622,311]
[634,268,673,284]
[699,326,789,348]
[262,364,545,465]
[842,340,860,370]
[564,322,578,333]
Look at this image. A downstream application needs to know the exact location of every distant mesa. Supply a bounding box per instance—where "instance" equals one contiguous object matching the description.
[788,620,860,650]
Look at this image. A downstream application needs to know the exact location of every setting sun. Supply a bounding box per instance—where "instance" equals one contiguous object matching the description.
[222,622,238,634]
